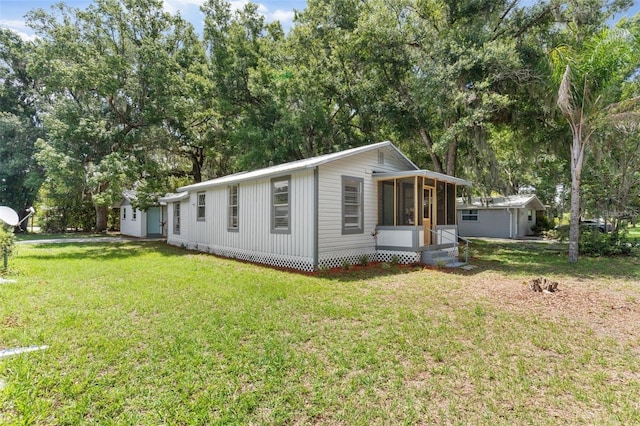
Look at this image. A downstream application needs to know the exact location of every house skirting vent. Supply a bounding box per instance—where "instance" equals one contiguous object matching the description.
[170,242,421,271]
[184,243,316,272]
[374,250,420,265]
[318,249,378,269]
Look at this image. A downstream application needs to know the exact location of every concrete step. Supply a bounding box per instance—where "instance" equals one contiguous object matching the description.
[421,250,450,260]
[421,250,461,266]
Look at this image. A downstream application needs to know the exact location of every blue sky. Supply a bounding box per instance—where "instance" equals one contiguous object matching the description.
[0,0,308,39]
[0,0,638,41]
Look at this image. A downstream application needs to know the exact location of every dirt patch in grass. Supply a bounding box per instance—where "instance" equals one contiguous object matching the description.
[454,271,640,342]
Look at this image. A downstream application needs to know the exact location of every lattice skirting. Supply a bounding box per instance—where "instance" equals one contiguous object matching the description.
[318,248,378,269]
[443,246,459,258]
[374,250,421,265]
[178,242,316,272]
[168,240,421,272]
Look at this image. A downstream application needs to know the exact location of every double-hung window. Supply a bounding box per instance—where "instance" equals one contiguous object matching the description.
[228,185,239,231]
[132,209,137,221]
[342,176,364,234]
[173,202,181,234]
[122,207,127,220]
[271,176,290,233]
[461,209,478,221]
[197,192,206,221]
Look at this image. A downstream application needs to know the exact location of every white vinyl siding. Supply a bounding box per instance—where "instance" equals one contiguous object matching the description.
[120,200,145,238]
[167,171,315,267]
[317,146,411,261]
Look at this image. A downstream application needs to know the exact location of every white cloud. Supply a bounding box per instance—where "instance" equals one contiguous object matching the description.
[162,0,204,15]
[162,0,295,30]
[0,19,37,41]
[267,9,295,28]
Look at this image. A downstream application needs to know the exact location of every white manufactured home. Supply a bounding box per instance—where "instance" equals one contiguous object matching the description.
[457,195,545,239]
[159,141,471,271]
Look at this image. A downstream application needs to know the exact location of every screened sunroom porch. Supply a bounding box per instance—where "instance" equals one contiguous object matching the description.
[373,170,471,257]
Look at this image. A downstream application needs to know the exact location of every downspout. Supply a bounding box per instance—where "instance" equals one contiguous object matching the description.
[507,208,513,239]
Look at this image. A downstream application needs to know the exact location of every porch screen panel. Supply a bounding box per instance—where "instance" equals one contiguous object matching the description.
[378,181,394,226]
[436,181,445,225]
[446,183,456,225]
[396,178,415,226]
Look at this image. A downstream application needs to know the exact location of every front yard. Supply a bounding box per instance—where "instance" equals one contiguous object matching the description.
[1,239,639,424]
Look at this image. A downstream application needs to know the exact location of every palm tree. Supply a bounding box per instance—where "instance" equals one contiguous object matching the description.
[553,25,640,262]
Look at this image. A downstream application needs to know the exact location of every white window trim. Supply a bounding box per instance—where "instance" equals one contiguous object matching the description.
[197,192,206,221]
[342,176,364,234]
[228,185,239,231]
[461,209,478,221]
[173,202,181,235]
[271,176,290,234]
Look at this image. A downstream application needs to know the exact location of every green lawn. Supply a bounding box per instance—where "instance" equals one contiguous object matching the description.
[1,240,639,424]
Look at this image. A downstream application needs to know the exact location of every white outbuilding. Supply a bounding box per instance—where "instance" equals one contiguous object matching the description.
[159,141,471,271]
[457,194,546,239]
[118,191,166,238]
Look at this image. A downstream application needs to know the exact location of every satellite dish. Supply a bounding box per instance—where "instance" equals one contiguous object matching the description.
[0,206,20,227]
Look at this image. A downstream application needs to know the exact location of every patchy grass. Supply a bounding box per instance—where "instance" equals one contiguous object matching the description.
[1,240,639,424]
[470,238,640,281]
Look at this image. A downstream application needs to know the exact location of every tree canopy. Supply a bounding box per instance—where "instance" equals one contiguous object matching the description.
[0,0,638,259]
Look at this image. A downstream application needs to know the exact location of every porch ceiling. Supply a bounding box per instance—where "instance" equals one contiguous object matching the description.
[372,170,472,186]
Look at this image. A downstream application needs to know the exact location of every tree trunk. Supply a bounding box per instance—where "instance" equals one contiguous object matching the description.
[445,140,457,176]
[191,150,203,183]
[568,170,581,263]
[95,205,108,233]
[417,128,444,173]
[568,131,586,263]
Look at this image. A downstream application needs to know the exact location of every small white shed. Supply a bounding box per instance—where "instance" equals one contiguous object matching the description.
[159,141,470,271]
[119,191,166,238]
[457,195,545,239]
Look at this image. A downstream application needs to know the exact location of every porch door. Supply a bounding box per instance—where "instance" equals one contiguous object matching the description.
[423,186,434,245]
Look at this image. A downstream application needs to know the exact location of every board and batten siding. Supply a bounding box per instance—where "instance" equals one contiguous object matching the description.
[167,169,316,271]
[316,146,412,268]
[165,200,190,247]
